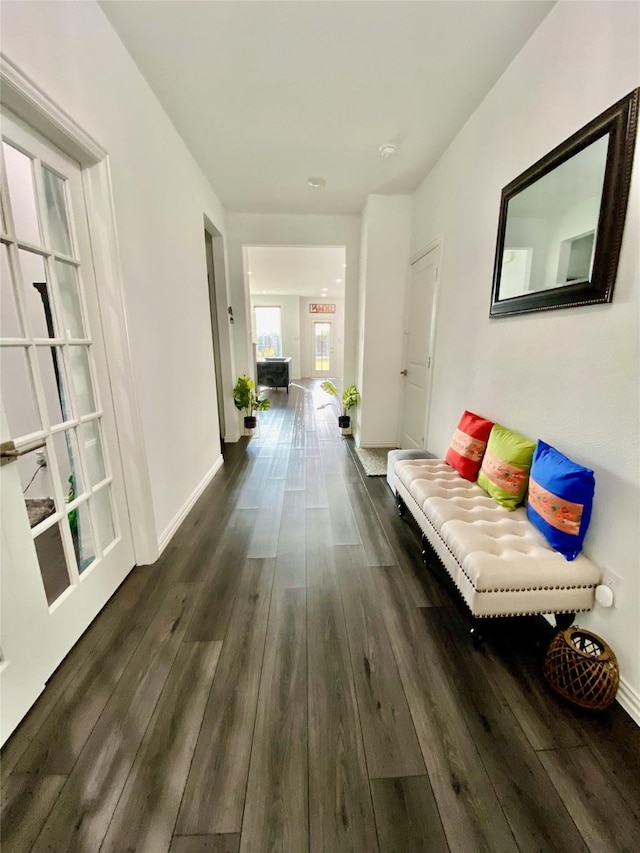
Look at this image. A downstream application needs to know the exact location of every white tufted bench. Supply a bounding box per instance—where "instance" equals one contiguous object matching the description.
[393,458,601,620]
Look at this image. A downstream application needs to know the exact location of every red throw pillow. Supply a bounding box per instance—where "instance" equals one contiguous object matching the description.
[445,410,494,481]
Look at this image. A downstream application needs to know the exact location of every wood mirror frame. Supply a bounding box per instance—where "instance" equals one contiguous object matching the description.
[490,88,638,318]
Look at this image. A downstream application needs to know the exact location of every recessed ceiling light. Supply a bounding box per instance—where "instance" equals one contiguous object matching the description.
[248,271,252,275]
[379,143,398,158]
[336,278,343,283]
[307,177,326,188]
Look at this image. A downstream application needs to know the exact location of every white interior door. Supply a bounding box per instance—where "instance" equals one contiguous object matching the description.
[0,110,135,744]
[399,244,441,449]
[311,320,333,377]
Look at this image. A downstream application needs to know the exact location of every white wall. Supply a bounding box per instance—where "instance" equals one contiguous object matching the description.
[411,1,640,715]
[358,195,412,447]
[1,0,231,549]
[226,213,360,389]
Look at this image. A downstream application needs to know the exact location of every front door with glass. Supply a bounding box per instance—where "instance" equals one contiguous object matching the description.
[0,110,135,744]
[312,320,332,377]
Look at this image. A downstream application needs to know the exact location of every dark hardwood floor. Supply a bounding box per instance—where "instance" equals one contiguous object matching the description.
[2,379,639,852]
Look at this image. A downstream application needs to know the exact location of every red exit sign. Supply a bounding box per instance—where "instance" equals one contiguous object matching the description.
[309,303,336,314]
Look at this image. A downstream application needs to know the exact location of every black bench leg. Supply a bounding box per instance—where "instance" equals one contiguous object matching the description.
[554,612,575,630]
[397,495,407,519]
[470,617,484,649]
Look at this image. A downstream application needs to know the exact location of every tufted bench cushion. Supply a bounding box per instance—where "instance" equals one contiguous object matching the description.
[394,458,601,618]
[386,448,435,492]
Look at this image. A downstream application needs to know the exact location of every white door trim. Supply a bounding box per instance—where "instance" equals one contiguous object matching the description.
[1,54,158,564]
[399,237,444,449]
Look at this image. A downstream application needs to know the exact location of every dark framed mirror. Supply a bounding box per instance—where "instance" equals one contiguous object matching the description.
[490,88,638,317]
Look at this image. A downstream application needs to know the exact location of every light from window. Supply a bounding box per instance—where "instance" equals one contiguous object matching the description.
[255,306,282,358]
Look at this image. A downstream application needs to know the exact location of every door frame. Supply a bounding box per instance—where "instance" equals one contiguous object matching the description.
[398,236,444,449]
[204,228,225,446]
[0,56,157,564]
[204,215,239,444]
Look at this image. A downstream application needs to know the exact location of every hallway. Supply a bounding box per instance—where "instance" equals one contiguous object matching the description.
[1,381,639,852]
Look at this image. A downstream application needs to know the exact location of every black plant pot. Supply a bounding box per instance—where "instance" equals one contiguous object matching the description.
[244,415,257,430]
[338,415,351,429]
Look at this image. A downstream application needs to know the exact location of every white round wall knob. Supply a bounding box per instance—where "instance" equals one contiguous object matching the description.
[595,584,614,607]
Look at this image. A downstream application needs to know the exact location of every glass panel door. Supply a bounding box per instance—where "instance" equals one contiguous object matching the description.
[0,109,134,744]
[313,321,332,375]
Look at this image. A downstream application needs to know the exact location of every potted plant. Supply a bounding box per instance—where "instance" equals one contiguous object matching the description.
[233,374,271,429]
[319,381,360,429]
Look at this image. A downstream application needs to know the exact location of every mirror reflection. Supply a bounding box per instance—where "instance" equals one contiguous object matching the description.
[499,135,608,298]
[490,88,638,317]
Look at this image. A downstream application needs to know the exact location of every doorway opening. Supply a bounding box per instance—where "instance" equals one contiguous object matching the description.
[244,245,346,387]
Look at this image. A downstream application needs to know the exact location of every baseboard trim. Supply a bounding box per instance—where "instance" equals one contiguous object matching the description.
[157,455,224,555]
[617,676,640,726]
[357,442,399,449]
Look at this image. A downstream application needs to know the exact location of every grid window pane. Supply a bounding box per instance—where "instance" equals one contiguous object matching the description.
[0,346,41,437]
[19,443,57,526]
[42,167,73,256]
[1,244,22,337]
[18,250,56,339]
[34,523,71,606]
[2,142,41,245]
[79,419,106,486]
[70,501,95,574]
[53,428,85,499]
[36,345,71,426]
[68,345,96,416]
[93,486,116,552]
[55,260,85,338]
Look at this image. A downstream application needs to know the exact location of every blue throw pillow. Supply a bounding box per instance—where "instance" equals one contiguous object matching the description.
[526,440,595,561]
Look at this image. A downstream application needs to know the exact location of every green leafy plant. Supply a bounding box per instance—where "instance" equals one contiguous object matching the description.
[319,381,360,416]
[233,374,271,416]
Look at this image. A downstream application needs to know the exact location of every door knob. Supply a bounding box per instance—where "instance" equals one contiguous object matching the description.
[400,369,408,376]
[0,439,47,466]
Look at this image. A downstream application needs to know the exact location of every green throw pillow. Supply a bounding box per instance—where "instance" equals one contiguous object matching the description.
[477,423,536,510]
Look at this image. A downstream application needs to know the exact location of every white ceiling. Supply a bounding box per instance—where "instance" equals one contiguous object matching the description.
[100,0,555,215]
[247,246,346,297]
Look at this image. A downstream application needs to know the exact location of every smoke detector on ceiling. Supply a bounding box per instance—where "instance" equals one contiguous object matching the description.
[379,143,398,158]
[307,177,326,188]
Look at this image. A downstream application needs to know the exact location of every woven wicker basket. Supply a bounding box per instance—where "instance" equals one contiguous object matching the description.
[543,627,619,711]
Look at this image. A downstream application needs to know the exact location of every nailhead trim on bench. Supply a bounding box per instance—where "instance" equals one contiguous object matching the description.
[396,474,597,617]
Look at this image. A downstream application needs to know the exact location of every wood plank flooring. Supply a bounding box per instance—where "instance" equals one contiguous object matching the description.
[2,379,639,852]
